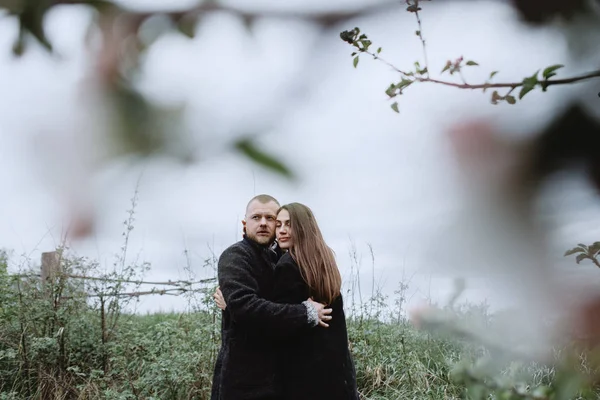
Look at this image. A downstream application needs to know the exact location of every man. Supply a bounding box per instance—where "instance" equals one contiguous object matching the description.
[211,194,332,400]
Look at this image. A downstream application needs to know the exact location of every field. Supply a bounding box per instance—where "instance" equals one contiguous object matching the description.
[1,248,599,400]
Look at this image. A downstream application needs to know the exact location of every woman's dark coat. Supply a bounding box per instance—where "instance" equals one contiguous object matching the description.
[271,252,359,400]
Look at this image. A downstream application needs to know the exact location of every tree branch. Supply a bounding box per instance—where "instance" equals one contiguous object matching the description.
[366,49,600,91]
[12,272,215,286]
[407,0,430,77]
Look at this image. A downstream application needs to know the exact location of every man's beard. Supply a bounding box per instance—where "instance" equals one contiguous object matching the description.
[247,231,274,246]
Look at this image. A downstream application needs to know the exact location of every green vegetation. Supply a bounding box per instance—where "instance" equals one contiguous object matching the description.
[2,245,600,400]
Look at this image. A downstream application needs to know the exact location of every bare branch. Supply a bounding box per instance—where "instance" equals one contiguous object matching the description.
[61,286,212,299]
[11,272,216,286]
[364,48,600,91]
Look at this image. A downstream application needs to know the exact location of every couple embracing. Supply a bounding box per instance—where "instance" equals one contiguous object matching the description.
[210,194,359,400]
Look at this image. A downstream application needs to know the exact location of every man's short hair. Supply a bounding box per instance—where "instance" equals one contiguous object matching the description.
[246,194,280,213]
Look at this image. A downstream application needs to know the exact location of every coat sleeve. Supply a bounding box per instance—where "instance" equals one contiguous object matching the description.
[218,246,311,335]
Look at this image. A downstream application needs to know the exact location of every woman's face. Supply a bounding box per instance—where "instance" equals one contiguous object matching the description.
[276,209,293,250]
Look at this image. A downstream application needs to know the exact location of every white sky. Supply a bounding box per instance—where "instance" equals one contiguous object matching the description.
[1,0,600,315]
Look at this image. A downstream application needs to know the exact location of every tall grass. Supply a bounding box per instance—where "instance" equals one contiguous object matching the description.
[2,242,600,399]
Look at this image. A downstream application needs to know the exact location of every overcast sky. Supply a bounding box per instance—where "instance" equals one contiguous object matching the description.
[1,0,600,315]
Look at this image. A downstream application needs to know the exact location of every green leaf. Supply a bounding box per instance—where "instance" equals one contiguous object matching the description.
[360,39,371,50]
[489,71,498,79]
[177,14,198,38]
[519,70,540,99]
[12,33,26,56]
[415,30,420,36]
[441,63,451,74]
[353,56,359,68]
[385,84,397,98]
[235,138,294,179]
[339,30,356,44]
[519,84,535,100]
[465,61,479,66]
[377,47,382,54]
[590,241,600,255]
[491,91,501,105]
[576,254,590,264]
[397,78,413,89]
[565,247,585,257]
[16,2,54,55]
[542,64,564,79]
[390,102,399,113]
[505,95,516,105]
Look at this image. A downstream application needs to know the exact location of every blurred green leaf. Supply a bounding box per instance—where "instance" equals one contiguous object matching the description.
[542,64,564,79]
[465,60,478,66]
[397,78,413,90]
[489,71,498,79]
[518,84,534,99]
[14,0,53,56]
[176,14,198,38]
[519,70,539,99]
[505,95,516,104]
[564,247,585,256]
[353,56,359,68]
[491,90,501,105]
[235,138,294,179]
[576,253,589,264]
[385,83,397,98]
[391,102,399,113]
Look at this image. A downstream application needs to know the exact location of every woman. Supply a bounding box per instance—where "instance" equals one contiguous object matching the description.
[215,203,359,399]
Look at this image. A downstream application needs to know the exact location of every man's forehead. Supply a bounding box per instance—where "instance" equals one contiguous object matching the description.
[246,200,278,215]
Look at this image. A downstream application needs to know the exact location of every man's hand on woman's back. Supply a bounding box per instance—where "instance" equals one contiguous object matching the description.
[213,287,332,328]
[306,298,333,328]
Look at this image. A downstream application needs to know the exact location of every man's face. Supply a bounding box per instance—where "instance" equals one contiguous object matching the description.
[243,200,279,246]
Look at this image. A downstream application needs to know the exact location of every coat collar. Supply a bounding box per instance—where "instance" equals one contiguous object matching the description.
[242,235,281,264]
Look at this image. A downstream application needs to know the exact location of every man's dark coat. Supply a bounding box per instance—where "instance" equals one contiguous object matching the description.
[211,236,309,400]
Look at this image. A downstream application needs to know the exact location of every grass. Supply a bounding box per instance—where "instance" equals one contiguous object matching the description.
[3,247,600,399]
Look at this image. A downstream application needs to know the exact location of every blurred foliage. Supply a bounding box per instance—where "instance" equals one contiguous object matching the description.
[565,242,600,268]
[0,0,395,179]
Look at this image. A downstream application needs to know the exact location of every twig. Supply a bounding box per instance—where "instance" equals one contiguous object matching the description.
[365,49,600,90]
[11,273,215,286]
[407,0,430,77]
[60,286,212,299]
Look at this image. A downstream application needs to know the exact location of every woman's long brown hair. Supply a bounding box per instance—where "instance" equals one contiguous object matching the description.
[279,203,341,305]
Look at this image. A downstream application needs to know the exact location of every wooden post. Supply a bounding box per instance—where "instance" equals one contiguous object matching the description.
[41,251,60,284]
